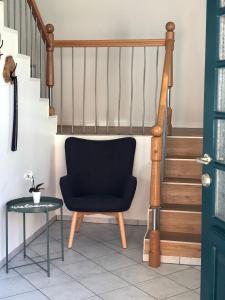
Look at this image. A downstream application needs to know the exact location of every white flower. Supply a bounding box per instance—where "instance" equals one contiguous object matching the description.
[24,170,33,181]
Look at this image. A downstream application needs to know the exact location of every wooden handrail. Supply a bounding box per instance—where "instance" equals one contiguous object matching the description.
[54,39,166,48]
[26,0,55,115]
[156,22,175,128]
[149,22,175,268]
[26,0,51,46]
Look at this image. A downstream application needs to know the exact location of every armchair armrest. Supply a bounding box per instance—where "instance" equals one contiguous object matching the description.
[123,176,137,204]
[60,175,73,199]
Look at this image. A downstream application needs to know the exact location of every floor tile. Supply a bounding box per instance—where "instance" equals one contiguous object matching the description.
[58,260,105,280]
[73,234,98,244]
[52,249,86,267]
[9,249,39,267]
[149,263,190,276]
[83,297,102,300]
[15,259,45,275]
[0,275,34,298]
[23,267,73,289]
[41,280,93,300]
[100,285,155,300]
[168,291,200,300]
[74,242,116,259]
[14,255,58,275]
[93,253,136,271]
[1,222,202,300]
[84,228,120,242]
[112,264,160,284]
[30,233,57,245]
[136,276,188,299]
[0,267,18,280]
[80,272,129,294]
[29,240,64,256]
[0,290,49,299]
[104,238,141,252]
[81,223,118,234]
[125,226,146,241]
[71,236,101,250]
[168,267,201,289]
[121,247,143,263]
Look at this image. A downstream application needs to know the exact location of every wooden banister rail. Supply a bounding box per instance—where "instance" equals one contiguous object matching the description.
[149,22,175,268]
[54,39,166,48]
[26,0,51,46]
[26,0,55,115]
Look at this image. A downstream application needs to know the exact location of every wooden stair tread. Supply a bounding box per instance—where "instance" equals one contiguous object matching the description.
[160,231,201,244]
[161,203,202,212]
[163,178,202,185]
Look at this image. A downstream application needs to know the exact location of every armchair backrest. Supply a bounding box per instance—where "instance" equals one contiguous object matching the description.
[65,137,136,197]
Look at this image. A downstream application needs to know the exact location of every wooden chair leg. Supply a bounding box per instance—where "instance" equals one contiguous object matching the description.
[117,212,127,249]
[76,214,84,233]
[68,212,78,249]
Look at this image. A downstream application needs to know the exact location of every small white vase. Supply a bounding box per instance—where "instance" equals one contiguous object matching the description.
[32,192,41,204]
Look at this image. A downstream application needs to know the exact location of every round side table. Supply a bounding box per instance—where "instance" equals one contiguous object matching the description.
[6,197,64,277]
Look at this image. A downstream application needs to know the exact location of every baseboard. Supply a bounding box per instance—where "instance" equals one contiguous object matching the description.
[0,215,57,269]
[57,214,147,226]
[143,254,201,266]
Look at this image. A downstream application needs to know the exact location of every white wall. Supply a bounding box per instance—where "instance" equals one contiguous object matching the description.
[55,135,151,223]
[37,0,206,128]
[0,2,57,262]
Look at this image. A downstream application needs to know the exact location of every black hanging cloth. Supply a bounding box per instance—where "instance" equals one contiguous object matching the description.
[11,75,18,151]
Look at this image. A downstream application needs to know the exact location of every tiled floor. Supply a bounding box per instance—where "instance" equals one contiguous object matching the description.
[0,221,201,300]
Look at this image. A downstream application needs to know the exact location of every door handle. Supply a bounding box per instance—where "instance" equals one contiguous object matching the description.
[201,173,212,187]
[196,153,212,165]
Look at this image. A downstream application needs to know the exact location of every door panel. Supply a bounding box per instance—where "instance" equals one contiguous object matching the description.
[217,68,225,112]
[215,250,225,300]
[216,119,225,161]
[215,169,225,221]
[201,0,225,299]
[219,15,225,60]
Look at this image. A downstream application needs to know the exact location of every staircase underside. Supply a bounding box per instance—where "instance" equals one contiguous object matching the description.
[144,128,203,265]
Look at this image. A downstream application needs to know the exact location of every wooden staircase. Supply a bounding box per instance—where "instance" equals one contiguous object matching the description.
[144,129,203,265]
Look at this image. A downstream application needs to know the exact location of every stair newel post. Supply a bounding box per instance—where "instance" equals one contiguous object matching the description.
[149,125,163,267]
[165,22,175,136]
[46,24,55,116]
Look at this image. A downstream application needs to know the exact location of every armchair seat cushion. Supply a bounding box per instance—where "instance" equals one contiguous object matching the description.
[64,194,131,212]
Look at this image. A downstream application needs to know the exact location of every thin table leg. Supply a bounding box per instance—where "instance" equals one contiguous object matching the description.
[6,209,8,273]
[46,210,50,277]
[23,213,26,258]
[60,207,64,261]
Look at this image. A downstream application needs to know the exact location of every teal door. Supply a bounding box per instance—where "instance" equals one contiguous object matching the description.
[201,0,225,299]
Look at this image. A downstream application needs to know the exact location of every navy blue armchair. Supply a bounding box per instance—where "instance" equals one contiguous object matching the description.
[60,137,137,249]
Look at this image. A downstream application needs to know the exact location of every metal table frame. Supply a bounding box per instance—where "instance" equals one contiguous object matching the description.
[6,197,64,277]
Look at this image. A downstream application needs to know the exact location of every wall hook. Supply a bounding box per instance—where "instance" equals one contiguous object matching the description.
[3,56,17,83]
[0,34,3,59]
